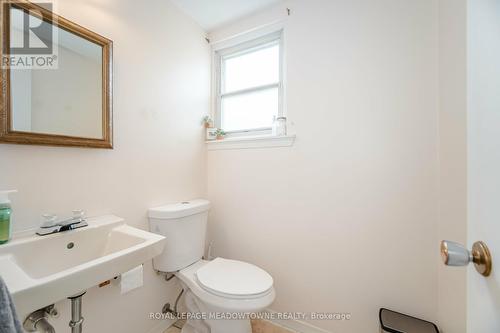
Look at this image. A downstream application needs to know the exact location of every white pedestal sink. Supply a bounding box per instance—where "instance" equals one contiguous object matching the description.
[0,215,166,318]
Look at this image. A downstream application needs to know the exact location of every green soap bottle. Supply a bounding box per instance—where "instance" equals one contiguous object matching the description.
[0,190,17,245]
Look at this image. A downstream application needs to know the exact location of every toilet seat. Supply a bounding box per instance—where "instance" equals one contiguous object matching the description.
[195,258,273,299]
[176,259,276,314]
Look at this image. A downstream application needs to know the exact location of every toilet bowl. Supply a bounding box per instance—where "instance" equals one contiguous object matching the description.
[148,200,275,333]
[176,258,275,333]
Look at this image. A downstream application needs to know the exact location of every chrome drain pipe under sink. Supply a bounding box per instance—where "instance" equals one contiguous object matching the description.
[24,292,86,333]
[68,292,86,333]
[23,305,56,333]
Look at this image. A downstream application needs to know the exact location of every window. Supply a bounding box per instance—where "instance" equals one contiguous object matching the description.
[215,31,283,136]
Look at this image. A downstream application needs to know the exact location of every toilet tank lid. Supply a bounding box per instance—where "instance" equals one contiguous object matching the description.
[149,199,210,219]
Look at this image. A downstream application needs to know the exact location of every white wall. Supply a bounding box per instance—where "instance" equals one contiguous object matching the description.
[437,0,467,332]
[207,1,440,332]
[0,0,210,332]
[467,0,500,331]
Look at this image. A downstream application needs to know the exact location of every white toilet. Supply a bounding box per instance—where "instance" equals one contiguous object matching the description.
[148,199,275,333]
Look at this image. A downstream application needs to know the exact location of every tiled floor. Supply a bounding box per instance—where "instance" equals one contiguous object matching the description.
[164,326,181,333]
[251,319,296,333]
[163,319,295,333]
[163,319,184,333]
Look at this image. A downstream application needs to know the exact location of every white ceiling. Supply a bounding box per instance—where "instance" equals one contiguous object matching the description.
[170,0,283,32]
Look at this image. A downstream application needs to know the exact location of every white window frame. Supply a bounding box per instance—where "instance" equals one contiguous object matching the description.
[214,30,284,137]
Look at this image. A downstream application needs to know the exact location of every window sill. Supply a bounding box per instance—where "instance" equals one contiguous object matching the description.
[206,135,296,151]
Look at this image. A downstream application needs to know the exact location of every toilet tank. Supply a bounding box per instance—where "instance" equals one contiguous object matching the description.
[148,199,210,273]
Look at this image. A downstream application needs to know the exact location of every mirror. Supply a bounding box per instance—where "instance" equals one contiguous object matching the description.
[0,0,113,148]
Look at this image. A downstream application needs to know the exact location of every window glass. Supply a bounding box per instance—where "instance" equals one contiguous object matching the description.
[223,43,280,94]
[221,87,279,132]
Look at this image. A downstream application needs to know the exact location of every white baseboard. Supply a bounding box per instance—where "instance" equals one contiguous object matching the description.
[146,318,176,333]
[263,309,332,333]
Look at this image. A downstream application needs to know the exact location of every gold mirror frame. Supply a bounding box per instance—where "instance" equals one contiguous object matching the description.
[0,0,113,148]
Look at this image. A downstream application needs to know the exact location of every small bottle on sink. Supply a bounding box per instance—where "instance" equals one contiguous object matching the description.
[0,190,17,244]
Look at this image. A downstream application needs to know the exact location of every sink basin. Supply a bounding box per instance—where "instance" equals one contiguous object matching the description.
[0,215,165,318]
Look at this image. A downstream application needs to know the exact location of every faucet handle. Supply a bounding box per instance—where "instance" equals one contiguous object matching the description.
[40,214,58,228]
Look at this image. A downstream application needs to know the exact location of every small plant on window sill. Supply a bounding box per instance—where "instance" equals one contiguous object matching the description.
[215,129,226,140]
[202,115,214,128]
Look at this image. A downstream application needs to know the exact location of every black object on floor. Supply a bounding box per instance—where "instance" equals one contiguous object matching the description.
[380,308,439,333]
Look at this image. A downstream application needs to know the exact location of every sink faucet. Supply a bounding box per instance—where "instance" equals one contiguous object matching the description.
[36,210,88,236]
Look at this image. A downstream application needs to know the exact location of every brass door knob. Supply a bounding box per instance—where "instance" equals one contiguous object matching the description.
[440,240,492,277]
